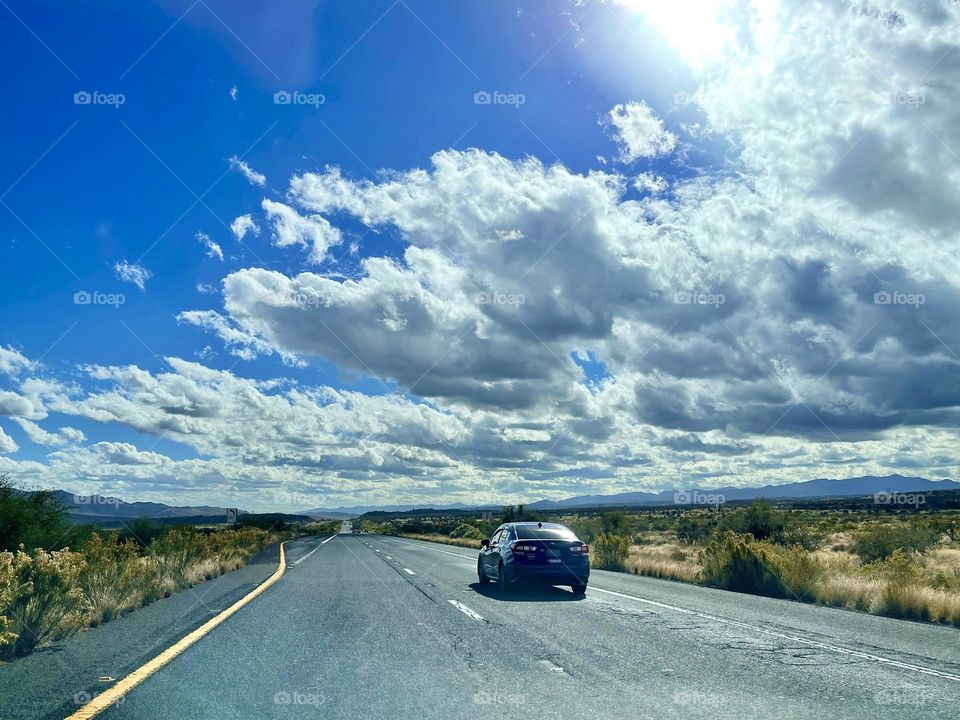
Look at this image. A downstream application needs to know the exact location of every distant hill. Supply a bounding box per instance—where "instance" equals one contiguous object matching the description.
[526,474,960,509]
[46,490,240,520]
[307,474,960,516]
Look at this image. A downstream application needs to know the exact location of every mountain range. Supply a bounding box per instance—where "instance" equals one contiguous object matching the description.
[27,474,959,522]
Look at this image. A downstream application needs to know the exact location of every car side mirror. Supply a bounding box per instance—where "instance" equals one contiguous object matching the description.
[480,539,489,548]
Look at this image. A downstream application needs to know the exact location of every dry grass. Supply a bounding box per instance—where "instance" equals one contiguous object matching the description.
[624,541,703,583]
[0,527,280,660]
[398,533,481,549]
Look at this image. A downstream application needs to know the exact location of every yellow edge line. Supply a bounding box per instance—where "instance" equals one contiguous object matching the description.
[65,541,289,719]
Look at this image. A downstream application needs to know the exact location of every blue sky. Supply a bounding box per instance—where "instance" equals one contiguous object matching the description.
[2,0,960,510]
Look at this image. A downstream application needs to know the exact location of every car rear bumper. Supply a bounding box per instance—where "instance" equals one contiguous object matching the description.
[511,563,589,585]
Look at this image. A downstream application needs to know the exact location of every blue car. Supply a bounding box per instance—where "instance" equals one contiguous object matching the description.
[477,522,590,595]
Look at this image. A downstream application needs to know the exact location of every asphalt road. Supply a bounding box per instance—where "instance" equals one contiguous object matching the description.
[31,529,957,719]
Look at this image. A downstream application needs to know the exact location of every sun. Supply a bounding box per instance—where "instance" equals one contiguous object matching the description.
[613,0,740,71]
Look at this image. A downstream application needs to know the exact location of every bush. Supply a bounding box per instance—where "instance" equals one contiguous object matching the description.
[854,525,938,563]
[449,524,485,541]
[700,533,787,597]
[718,499,786,541]
[78,534,157,626]
[676,516,716,544]
[0,548,87,659]
[0,475,91,552]
[592,533,631,571]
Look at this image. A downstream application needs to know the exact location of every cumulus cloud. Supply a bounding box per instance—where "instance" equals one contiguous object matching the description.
[114,261,152,291]
[196,231,224,261]
[228,156,266,186]
[230,213,260,241]
[0,426,17,454]
[261,199,342,263]
[12,418,85,447]
[0,346,35,376]
[604,101,676,161]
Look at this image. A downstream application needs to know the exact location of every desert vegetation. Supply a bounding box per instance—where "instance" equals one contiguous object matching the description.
[0,475,326,661]
[361,496,960,626]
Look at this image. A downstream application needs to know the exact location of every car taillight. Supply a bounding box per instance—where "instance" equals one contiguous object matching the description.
[570,544,589,554]
[511,543,538,553]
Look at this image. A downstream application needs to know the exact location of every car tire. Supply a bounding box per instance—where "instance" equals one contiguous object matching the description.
[478,559,489,585]
[571,584,587,595]
[497,562,511,594]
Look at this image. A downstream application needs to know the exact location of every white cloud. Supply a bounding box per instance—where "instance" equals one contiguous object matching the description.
[261,198,342,263]
[196,231,224,261]
[230,213,260,241]
[0,426,17,454]
[604,101,676,161]
[12,418,84,447]
[0,346,35,376]
[114,261,152,291]
[229,85,238,101]
[228,156,266,187]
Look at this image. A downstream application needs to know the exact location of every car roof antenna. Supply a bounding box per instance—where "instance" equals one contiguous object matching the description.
[538,522,542,528]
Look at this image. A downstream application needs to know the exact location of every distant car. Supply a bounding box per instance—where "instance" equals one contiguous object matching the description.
[477,522,589,595]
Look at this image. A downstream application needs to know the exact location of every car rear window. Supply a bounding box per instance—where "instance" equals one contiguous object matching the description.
[514,526,577,540]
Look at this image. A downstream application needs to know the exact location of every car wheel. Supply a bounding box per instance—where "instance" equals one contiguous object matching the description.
[478,559,489,585]
[497,562,511,594]
[571,584,587,595]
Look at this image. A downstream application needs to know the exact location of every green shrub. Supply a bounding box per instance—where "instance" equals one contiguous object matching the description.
[853,525,938,563]
[676,516,716,544]
[78,534,157,626]
[718,499,786,541]
[700,533,787,598]
[592,533,631,571]
[449,524,485,541]
[0,475,91,552]
[0,548,87,659]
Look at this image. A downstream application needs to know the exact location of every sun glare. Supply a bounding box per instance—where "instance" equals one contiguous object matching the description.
[614,0,739,70]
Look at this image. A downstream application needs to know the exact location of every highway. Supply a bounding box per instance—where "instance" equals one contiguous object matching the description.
[55,528,956,719]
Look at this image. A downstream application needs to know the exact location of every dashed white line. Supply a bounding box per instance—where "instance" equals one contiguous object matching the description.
[385,556,392,560]
[403,568,416,575]
[589,587,960,683]
[291,534,338,567]
[539,659,565,674]
[448,600,484,621]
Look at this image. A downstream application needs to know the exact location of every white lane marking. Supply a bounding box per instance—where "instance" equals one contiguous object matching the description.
[375,549,381,553]
[379,537,475,559]
[385,556,392,560]
[539,659,565,674]
[589,587,960,683]
[448,600,484,621]
[291,534,337,566]
[403,568,416,575]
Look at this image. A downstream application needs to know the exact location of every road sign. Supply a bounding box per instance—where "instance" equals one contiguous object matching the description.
[226,508,238,524]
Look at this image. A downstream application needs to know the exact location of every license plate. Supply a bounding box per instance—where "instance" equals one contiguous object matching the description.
[547,558,561,563]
